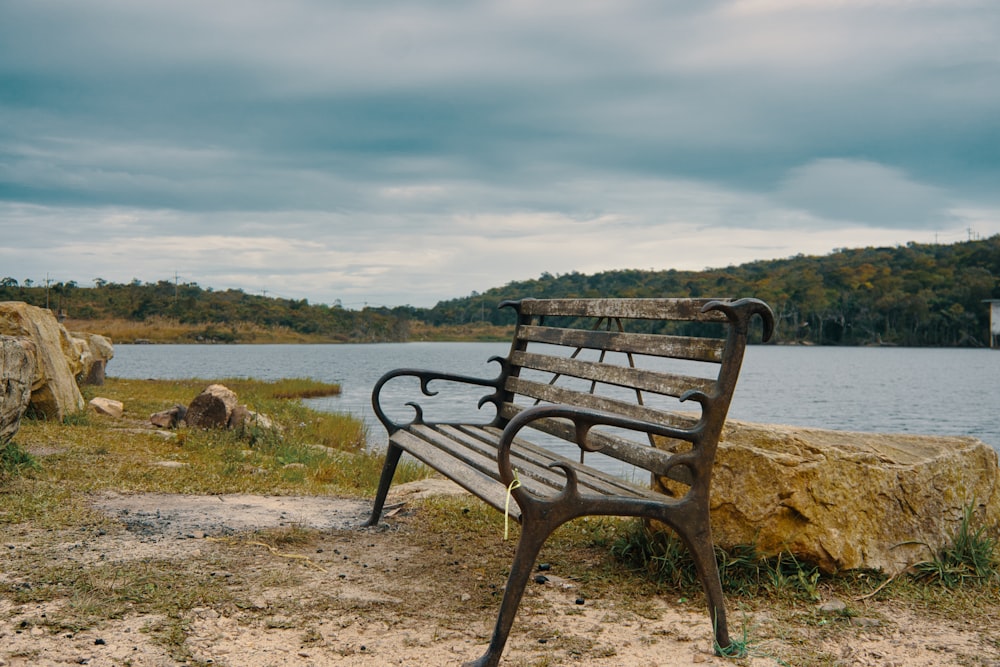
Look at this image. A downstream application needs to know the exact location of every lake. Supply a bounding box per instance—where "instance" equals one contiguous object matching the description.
[107,343,1000,458]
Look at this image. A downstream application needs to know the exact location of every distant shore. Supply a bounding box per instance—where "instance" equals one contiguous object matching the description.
[65,317,514,345]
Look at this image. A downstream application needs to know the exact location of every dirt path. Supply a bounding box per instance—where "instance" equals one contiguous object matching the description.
[1,484,997,666]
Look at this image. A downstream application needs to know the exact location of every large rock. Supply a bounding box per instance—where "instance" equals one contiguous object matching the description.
[0,302,84,421]
[185,384,239,428]
[71,332,114,386]
[1,336,36,443]
[656,420,1000,575]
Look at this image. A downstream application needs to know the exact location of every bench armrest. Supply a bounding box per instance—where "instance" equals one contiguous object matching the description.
[371,359,506,432]
[496,401,708,491]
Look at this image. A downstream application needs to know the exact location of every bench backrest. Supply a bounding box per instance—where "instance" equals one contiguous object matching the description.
[497,297,774,483]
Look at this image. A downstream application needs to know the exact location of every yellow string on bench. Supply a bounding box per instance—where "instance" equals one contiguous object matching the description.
[504,469,522,541]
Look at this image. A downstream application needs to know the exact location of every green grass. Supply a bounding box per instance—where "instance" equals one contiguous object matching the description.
[0,440,38,478]
[912,503,999,587]
[1,377,429,524]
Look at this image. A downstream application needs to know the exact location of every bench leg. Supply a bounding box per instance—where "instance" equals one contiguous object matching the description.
[463,519,553,667]
[678,525,730,653]
[364,442,404,527]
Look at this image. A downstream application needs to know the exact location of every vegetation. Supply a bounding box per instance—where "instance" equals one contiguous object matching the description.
[3,235,998,346]
[428,236,1000,347]
[1,378,998,664]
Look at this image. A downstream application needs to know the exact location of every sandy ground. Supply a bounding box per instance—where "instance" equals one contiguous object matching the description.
[2,481,998,667]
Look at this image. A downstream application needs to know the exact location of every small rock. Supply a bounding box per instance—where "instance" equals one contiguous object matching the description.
[460,593,472,602]
[533,574,549,584]
[818,599,848,615]
[152,461,188,468]
[150,404,186,429]
[88,397,123,418]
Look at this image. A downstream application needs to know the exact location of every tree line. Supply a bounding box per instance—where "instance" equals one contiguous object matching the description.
[422,236,1000,347]
[3,235,998,346]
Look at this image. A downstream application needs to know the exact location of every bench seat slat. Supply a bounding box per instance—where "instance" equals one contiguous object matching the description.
[390,429,516,516]
[517,297,730,321]
[415,424,572,496]
[509,350,716,398]
[392,423,665,518]
[497,404,695,483]
[448,425,658,498]
[516,326,726,362]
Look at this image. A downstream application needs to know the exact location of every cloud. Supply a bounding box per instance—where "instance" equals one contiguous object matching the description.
[776,159,952,228]
[0,1,998,306]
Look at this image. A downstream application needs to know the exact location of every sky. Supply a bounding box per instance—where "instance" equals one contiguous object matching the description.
[1,1,999,309]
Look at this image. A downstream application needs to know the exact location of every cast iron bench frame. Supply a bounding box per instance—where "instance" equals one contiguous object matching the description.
[365,297,774,666]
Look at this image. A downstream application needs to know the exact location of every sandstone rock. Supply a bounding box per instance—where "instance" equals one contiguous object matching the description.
[0,302,84,420]
[1,336,36,443]
[88,397,123,418]
[151,404,187,429]
[656,420,1000,575]
[186,384,238,429]
[71,332,114,386]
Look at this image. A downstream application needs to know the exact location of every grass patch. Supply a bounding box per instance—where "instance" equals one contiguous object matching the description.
[911,503,999,588]
[0,440,38,478]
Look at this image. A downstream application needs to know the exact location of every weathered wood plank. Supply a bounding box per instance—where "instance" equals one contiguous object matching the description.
[495,403,695,482]
[503,377,698,426]
[390,429,514,515]
[509,350,717,398]
[515,298,731,321]
[515,326,726,362]
[443,424,656,498]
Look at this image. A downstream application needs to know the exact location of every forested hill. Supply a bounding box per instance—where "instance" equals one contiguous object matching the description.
[2,236,998,346]
[423,236,1000,347]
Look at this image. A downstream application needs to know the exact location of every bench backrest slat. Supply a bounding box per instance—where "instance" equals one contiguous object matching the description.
[498,297,773,481]
[509,350,716,398]
[505,376,695,427]
[516,325,726,362]
[515,297,731,321]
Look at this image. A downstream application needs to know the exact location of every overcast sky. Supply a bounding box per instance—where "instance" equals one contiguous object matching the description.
[2,1,998,308]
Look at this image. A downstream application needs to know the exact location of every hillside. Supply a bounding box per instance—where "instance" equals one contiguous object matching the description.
[424,236,1000,347]
[2,236,998,346]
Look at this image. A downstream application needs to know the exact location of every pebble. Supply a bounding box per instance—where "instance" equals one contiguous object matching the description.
[818,599,848,615]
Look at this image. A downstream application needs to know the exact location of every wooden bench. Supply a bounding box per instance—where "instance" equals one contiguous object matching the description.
[366,297,774,666]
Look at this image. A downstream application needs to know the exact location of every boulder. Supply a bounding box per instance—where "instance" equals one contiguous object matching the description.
[88,397,123,418]
[185,384,239,429]
[1,336,36,443]
[656,420,1000,575]
[71,332,114,386]
[0,302,84,421]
